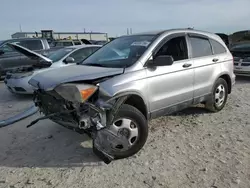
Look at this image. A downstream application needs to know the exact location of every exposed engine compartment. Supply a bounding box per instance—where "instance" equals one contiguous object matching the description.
[28,83,130,164]
[9,60,51,74]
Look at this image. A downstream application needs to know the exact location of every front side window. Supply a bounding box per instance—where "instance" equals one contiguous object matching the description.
[48,48,74,62]
[81,35,156,68]
[69,47,98,63]
[155,36,188,61]
[190,37,212,58]
[210,39,227,54]
[0,44,14,53]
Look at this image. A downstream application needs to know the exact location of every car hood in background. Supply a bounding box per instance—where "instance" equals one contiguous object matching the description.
[6,43,52,63]
[28,65,124,90]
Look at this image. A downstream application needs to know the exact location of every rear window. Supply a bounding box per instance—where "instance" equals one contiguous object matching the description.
[17,40,43,51]
[55,42,73,47]
[231,43,250,51]
[73,41,82,45]
[210,39,227,54]
[190,37,213,58]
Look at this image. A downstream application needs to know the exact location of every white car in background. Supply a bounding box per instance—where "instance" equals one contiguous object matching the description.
[231,42,250,76]
[4,44,102,94]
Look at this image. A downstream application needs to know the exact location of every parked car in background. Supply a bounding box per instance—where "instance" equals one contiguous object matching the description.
[50,39,83,47]
[215,33,229,47]
[0,38,62,79]
[27,28,235,163]
[4,44,101,94]
[231,42,250,76]
[90,40,109,45]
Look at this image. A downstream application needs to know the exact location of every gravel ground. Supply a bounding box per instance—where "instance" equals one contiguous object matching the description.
[0,77,250,188]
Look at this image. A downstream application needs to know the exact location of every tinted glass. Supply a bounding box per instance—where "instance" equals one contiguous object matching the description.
[190,37,212,58]
[0,44,14,53]
[74,41,81,45]
[210,39,226,54]
[155,36,188,61]
[48,48,74,62]
[231,43,250,51]
[69,48,95,63]
[18,40,43,50]
[55,42,73,47]
[81,35,156,68]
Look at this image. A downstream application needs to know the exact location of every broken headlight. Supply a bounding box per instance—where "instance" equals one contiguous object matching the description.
[54,83,97,103]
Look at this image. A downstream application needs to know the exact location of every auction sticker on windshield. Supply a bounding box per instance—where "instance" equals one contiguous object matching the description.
[131,41,150,47]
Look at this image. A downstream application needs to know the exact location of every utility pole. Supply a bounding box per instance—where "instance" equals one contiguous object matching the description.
[130,28,132,34]
[19,24,22,32]
[127,28,129,35]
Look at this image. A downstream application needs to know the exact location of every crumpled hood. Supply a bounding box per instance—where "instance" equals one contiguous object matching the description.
[28,65,124,90]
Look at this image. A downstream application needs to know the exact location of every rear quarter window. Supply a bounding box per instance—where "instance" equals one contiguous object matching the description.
[190,37,213,58]
[210,39,227,54]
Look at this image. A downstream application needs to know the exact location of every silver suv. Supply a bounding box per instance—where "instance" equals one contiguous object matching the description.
[28,28,235,164]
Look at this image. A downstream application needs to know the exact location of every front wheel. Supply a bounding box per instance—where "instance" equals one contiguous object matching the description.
[107,104,148,159]
[205,78,228,112]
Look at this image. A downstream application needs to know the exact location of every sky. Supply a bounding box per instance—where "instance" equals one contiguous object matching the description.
[0,0,250,39]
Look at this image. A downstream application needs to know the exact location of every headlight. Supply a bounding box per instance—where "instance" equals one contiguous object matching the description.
[55,83,97,103]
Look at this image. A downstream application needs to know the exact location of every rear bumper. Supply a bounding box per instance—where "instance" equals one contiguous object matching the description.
[234,70,250,77]
[234,66,250,77]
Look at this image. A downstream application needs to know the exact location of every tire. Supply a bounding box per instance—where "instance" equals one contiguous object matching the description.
[205,78,228,112]
[110,104,148,159]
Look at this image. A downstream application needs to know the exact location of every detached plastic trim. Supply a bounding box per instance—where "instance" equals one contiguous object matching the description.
[0,105,38,128]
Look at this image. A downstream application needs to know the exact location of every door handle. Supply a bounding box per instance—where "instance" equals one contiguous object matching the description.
[212,58,219,62]
[182,63,192,68]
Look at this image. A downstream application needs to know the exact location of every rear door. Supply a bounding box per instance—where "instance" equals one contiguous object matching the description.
[188,33,223,101]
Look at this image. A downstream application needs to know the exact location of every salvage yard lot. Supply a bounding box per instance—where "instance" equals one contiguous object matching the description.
[0,77,250,188]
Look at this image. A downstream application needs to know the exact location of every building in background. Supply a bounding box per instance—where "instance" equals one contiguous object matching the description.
[11,30,108,41]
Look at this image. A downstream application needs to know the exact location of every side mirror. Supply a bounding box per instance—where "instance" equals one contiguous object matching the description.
[153,55,174,66]
[0,50,4,55]
[64,57,75,64]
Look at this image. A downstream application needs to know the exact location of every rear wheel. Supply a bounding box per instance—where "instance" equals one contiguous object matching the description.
[108,104,148,159]
[205,78,228,112]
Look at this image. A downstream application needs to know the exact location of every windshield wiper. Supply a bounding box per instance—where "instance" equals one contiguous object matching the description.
[82,63,107,67]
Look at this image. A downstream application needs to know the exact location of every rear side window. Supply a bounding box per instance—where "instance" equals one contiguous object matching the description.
[190,37,212,58]
[18,40,43,51]
[210,39,227,54]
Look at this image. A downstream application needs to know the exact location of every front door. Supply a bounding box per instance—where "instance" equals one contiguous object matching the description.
[146,34,194,118]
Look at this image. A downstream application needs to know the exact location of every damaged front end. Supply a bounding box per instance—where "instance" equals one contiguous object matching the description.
[28,81,128,164]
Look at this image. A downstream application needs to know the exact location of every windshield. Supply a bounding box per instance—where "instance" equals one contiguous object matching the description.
[81,35,156,68]
[231,43,250,51]
[48,48,74,62]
